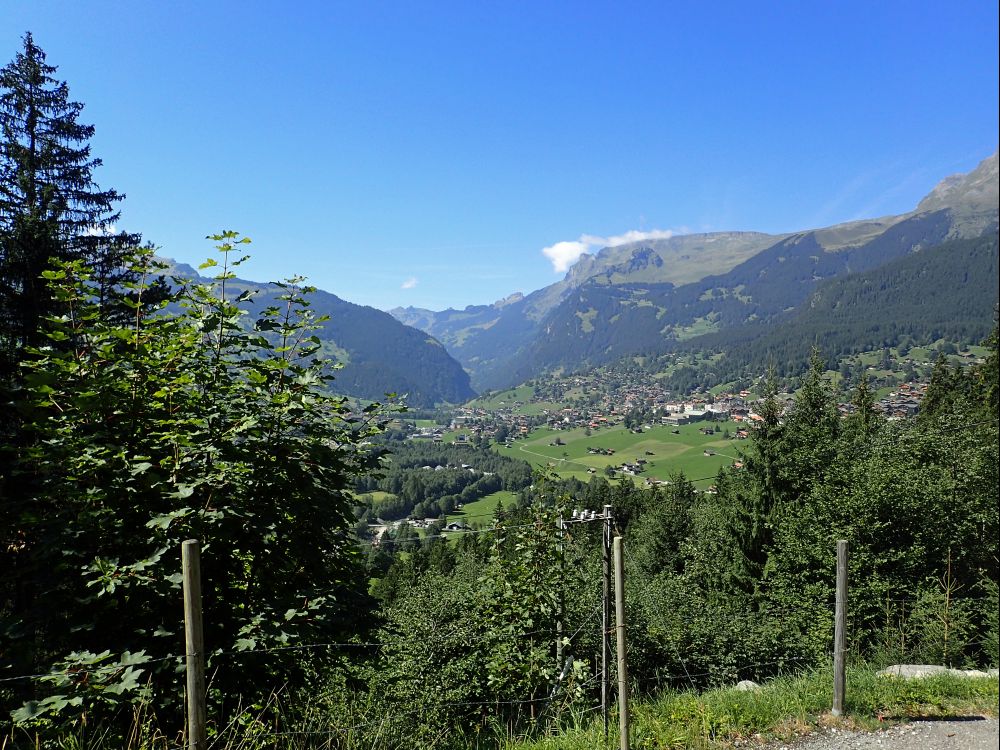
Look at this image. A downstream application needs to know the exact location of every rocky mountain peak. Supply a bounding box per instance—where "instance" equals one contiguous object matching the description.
[493,292,525,309]
[917,152,998,215]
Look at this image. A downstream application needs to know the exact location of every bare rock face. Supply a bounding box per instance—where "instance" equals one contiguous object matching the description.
[916,152,999,216]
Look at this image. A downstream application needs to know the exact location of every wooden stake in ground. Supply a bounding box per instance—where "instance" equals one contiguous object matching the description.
[602,503,612,739]
[182,539,207,749]
[613,535,630,750]
[832,539,848,717]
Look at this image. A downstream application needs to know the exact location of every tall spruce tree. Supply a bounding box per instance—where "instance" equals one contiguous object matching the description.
[1,36,147,694]
[720,366,788,593]
[0,32,139,381]
[847,372,878,438]
[780,347,840,498]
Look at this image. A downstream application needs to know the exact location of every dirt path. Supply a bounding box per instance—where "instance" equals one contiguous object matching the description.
[769,717,998,750]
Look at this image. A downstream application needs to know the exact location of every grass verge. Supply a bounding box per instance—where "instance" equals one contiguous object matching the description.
[504,663,998,749]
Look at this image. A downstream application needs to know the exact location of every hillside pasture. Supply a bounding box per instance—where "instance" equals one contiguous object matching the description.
[469,385,564,416]
[508,422,742,486]
[446,490,518,528]
[469,385,536,410]
[358,490,396,505]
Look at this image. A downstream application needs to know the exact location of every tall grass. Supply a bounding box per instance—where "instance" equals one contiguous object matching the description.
[4,663,996,749]
[505,663,998,750]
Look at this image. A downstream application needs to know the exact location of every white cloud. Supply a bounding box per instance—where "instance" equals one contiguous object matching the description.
[541,229,678,273]
[401,276,418,289]
[541,240,591,273]
[581,229,676,247]
[84,223,118,236]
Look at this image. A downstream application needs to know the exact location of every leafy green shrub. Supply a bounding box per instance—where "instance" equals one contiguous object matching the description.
[3,236,392,734]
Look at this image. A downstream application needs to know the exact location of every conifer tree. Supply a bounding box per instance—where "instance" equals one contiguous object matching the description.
[978,321,998,418]
[848,372,878,437]
[920,354,963,419]
[721,366,787,593]
[781,347,840,496]
[0,32,139,380]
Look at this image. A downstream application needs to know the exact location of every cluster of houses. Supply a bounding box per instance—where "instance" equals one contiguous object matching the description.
[369,514,475,547]
[408,362,941,450]
[410,426,478,444]
[875,382,929,418]
[416,462,486,474]
[616,457,650,476]
[410,425,447,441]
[437,377,775,446]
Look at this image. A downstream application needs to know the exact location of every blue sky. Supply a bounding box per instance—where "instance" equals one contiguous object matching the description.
[2,1,997,310]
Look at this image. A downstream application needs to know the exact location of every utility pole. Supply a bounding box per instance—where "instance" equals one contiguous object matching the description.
[614,535,630,750]
[561,504,614,739]
[556,516,564,669]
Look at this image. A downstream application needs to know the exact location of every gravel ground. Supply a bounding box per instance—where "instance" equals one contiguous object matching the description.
[772,716,999,750]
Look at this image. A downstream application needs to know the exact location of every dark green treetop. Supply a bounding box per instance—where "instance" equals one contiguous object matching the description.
[0,32,140,378]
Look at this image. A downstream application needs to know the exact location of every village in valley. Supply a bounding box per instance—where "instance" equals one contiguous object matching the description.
[363,343,982,544]
[408,347,953,451]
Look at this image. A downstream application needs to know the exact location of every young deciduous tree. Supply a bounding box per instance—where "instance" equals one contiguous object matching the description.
[4,235,392,727]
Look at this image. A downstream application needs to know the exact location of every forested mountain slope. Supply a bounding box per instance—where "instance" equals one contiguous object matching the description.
[391,232,786,386]
[472,153,999,389]
[673,232,1000,384]
[165,262,476,406]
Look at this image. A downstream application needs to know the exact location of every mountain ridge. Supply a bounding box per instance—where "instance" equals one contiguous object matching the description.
[158,260,476,407]
[392,152,998,390]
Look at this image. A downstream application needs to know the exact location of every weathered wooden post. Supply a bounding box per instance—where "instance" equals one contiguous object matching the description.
[613,535,630,750]
[602,504,612,739]
[832,539,848,717]
[182,540,207,749]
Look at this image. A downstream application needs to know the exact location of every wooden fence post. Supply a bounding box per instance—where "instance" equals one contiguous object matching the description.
[602,504,612,739]
[832,539,848,717]
[182,539,207,749]
[613,535,630,750]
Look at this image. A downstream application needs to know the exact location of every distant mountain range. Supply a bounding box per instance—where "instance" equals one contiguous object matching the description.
[392,152,999,391]
[160,263,476,407]
[159,153,998,405]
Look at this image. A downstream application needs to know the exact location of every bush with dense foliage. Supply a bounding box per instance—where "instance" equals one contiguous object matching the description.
[1,237,391,730]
